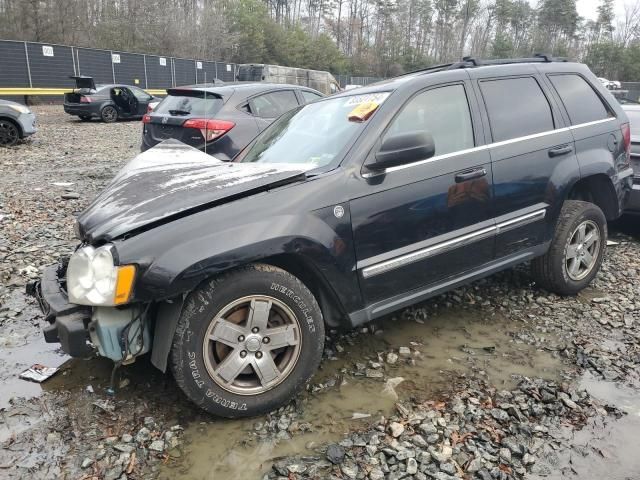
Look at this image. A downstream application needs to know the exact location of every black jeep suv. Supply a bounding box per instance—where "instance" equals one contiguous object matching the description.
[31,56,633,418]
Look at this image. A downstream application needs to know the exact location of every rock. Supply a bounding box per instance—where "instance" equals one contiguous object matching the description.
[523,453,536,465]
[406,457,418,474]
[467,457,483,472]
[420,422,437,435]
[398,347,411,356]
[499,448,511,462]
[326,444,345,464]
[135,427,151,444]
[121,433,133,443]
[61,192,80,200]
[433,445,453,463]
[389,422,405,437]
[113,444,134,454]
[149,440,165,452]
[561,397,579,410]
[366,369,384,378]
[341,464,358,479]
[440,462,456,475]
[370,468,385,480]
[81,458,93,469]
[490,408,509,422]
[386,352,399,364]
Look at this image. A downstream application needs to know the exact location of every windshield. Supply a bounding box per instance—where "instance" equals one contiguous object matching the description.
[237,93,390,168]
[627,110,640,137]
[155,91,224,116]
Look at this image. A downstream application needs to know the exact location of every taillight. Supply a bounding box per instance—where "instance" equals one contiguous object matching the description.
[182,118,235,142]
[142,114,151,124]
[621,122,631,165]
[80,96,92,103]
[146,105,154,113]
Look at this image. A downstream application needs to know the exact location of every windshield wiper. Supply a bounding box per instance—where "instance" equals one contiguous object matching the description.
[168,109,191,116]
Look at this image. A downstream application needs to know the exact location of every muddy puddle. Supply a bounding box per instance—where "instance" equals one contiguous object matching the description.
[530,372,640,480]
[159,307,563,480]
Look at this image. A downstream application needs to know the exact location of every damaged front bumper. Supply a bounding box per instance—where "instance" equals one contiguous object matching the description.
[27,262,151,362]
[26,263,93,357]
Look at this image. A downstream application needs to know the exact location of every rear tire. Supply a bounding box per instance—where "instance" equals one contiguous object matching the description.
[100,106,118,123]
[531,200,607,295]
[170,264,324,418]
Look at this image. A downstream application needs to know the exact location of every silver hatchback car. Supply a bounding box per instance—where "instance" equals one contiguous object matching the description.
[0,99,37,147]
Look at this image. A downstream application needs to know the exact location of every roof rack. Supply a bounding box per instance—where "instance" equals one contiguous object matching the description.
[400,54,570,79]
[445,53,568,70]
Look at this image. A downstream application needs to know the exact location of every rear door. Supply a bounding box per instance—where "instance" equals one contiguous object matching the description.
[471,68,577,257]
[543,72,624,193]
[350,81,495,305]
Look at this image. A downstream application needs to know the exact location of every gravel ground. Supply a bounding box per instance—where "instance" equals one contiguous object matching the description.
[1,105,640,480]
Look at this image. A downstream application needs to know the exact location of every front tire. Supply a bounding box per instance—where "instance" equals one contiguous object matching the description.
[0,119,20,147]
[100,106,118,123]
[531,200,607,295]
[170,264,324,418]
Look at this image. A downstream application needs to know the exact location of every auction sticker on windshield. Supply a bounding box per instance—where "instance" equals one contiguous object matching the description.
[344,92,390,106]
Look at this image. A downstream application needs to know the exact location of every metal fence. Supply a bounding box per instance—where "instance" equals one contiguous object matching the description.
[621,82,640,103]
[0,39,381,93]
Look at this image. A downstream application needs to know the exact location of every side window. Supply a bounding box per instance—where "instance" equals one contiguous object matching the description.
[301,90,323,104]
[130,86,152,101]
[249,90,299,118]
[480,77,554,142]
[385,84,474,157]
[547,74,612,125]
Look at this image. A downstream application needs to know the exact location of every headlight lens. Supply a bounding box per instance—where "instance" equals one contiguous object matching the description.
[67,245,135,306]
[8,104,31,114]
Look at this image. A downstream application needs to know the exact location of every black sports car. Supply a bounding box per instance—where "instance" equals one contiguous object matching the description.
[63,76,159,123]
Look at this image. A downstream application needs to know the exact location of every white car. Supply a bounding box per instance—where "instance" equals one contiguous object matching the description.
[598,77,621,89]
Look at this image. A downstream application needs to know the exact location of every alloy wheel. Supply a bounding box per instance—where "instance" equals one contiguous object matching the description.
[102,107,117,122]
[202,295,301,395]
[0,120,19,146]
[565,220,601,281]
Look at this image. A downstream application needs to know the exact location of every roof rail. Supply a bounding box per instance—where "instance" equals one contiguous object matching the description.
[401,54,570,79]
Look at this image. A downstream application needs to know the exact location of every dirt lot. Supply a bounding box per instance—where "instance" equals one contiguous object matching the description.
[1,105,640,480]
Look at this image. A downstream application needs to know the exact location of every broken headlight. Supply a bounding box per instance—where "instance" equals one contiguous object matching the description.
[67,245,136,306]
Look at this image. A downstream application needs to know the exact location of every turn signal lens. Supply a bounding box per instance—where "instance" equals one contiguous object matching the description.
[114,265,136,305]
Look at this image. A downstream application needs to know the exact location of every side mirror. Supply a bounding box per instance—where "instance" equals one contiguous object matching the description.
[368,131,435,171]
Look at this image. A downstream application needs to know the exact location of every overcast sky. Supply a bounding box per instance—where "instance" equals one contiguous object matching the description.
[575,0,626,20]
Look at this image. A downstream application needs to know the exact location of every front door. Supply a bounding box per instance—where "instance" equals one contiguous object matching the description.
[350,82,495,305]
[471,71,578,257]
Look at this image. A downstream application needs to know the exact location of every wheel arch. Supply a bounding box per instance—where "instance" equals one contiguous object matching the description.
[567,173,619,220]
[0,116,22,138]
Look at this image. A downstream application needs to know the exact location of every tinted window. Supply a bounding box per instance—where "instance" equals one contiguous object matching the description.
[480,77,554,142]
[301,90,323,103]
[130,86,151,101]
[548,74,612,125]
[386,84,474,156]
[250,90,299,118]
[155,91,224,116]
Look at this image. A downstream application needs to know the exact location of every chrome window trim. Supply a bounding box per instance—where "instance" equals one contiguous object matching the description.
[361,209,547,279]
[363,117,617,178]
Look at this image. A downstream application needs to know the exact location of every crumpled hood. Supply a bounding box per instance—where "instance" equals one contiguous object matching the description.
[78,140,310,242]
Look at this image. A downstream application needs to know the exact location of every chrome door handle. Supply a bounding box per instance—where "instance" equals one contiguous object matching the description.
[455,168,487,183]
[548,145,573,157]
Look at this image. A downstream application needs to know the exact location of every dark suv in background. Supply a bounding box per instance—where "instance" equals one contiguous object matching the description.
[141,83,324,160]
[32,56,633,418]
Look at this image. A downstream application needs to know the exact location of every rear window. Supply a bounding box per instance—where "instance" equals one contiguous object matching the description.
[626,109,640,137]
[548,74,612,125]
[155,91,224,116]
[480,77,554,142]
[249,90,299,118]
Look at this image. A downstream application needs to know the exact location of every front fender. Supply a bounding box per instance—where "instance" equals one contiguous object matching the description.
[116,204,362,315]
